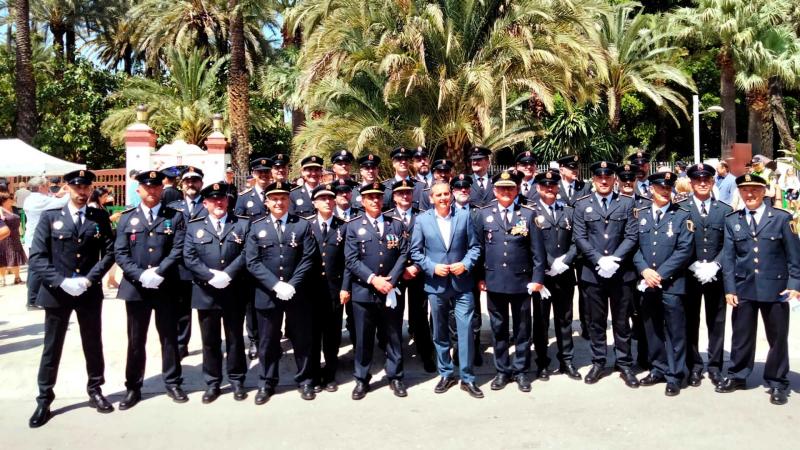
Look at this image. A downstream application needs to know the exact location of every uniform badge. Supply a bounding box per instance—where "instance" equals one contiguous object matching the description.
[358,227,367,236]
[164,219,173,235]
[386,234,399,249]
[734,223,741,232]
[93,224,102,239]
[296,199,304,206]
[130,217,140,226]
[535,215,545,228]
[640,218,647,226]
[246,200,254,208]
[232,232,243,244]
[336,228,343,243]
[557,194,562,200]
[564,216,571,230]
[666,221,674,238]
[356,195,362,203]
[196,229,205,238]
[486,230,493,243]
[486,216,494,223]
[585,207,593,213]
[510,219,529,236]
[289,232,298,247]
[53,220,63,230]
[686,219,695,233]
[258,230,267,238]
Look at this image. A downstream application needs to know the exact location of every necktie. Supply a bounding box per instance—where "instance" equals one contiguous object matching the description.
[568,185,573,198]
[372,219,382,238]
[148,209,154,225]
[187,200,194,214]
[522,183,529,195]
[749,210,757,234]
[321,221,328,239]
[503,210,510,228]
[640,183,647,194]
[216,219,223,235]
[76,211,83,228]
[700,201,708,216]
[478,177,485,189]
[276,219,284,243]
[655,209,663,224]
[401,212,408,225]
[550,205,557,222]
[601,197,608,212]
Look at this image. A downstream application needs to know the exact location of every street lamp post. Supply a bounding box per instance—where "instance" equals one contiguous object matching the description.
[693,95,724,164]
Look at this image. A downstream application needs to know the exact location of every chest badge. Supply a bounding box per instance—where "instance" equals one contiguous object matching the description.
[358,227,367,236]
[53,220,63,230]
[734,223,741,232]
[289,232,298,247]
[485,215,493,223]
[666,221,674,238]
[164,219,173,235]
[246,200,254,208]
[640,218,647,226]
[296,199,304,206]
[130,217,140,226]
[232,231,243,244]
[585,207,593,214]
[510,219,529,236]
[258,229,267,238]
[196,229,205,239]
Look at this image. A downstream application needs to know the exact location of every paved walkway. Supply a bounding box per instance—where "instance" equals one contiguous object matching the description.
[1,268,798,449]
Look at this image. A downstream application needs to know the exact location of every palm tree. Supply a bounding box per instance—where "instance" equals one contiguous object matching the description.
[227,0,250,171]
[83,0,141,75]
[597,3,695,132]
[14,0,38,143]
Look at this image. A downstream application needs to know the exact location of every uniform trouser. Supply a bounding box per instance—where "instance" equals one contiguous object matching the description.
[533,274,576,368]
[728,300,789,389]
[449,286,482,355]
[27,268,43,306]
[576,268,589,334]
[36,302,105,406]
[352,299,405,382]
[628,283,649,367]
[125,299,183,390]
[256,301,314,388]
[197,306,247,388]
[684,277,726,375]
[487,292,531,375]
[176,279,193,354]
[345,302,357,348]
[402,277,434,362]
[313,295,344,383]
[641,290,687,385]
[244,284,258,344]
[583,281,633,367]
[430,291,476,383]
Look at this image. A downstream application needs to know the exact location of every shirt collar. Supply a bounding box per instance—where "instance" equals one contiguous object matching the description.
[67,202,86,217]
[271,212,288,223]
[365,212,384,223]
[745,202,767,218]
[140,202,160,218]
[594,192,613,204]
[318,214,333,228]
[395,205,410,215]
[693,196,711,210]
[210,213,227,226]
[651,202,670,218]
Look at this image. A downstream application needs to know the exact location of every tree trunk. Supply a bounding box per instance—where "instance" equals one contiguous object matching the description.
[14,0,38,144]
[51,25,65,60]
[746,91,762,156]
[66,27,76,64]
[283,24,305,135]
[718,48,737,160]
[760,115,773,159]
[769,77,797,153]
[748,88,772,158]
[227,0,251,172]
[609,91,622,132]
[123,47,133,75]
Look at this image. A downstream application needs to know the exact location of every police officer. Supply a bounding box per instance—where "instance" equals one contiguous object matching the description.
[386,179,436,373]
[331,150,355,182]
[160,166,183,204]
[333,178,360,220]
[115,170,188,409]
[716,173,800,405]
[680,163,732,387]
[412,146,433,188]
[630,151,651,198]
[556,155,590,206]
[469,146,495,207]
[633,172,694,396]
[572,161,639,388]
[169,166,207,360]
[475,170,545,392]
[271,153,290,183]
[308,183,350,392]
[382,146,424,211]
[617,163,652,208]
[344,182,409,400]
[27,169,115,428]
[516,151,538,201]
[246,180,318,404]
[182,182,249,403]
[530,170,581,380]
[290,155,324,217]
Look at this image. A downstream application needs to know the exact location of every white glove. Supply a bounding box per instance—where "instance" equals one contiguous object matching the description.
[688,261,701,273]
[637,279,649,292]
[699,262,720,284]
[385,288,400,309]
[273,281,296,301]
[539,286,551,299]
[597,256,621,274]
[60,277,88,297]
[546,256,570,277]
[208,269,232,289]
[139,268,164,289]
[597,268,615,278]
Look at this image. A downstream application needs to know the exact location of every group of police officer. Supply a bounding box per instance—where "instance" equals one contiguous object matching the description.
[27,146,799,428]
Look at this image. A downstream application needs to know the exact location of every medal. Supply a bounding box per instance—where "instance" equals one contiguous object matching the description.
[164,219,173,235]
[196,229,205,238]
[666,221,674,238]
[93,224,102,239]
[53,220,63,230]
[289,232,298,247]
[232,232,243,244]
[336,228,343,243]
[486,230,493,243]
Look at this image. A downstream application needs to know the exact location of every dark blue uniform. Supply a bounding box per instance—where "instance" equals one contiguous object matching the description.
[233,187,266,355]
[245,213,317,388]
[114,205,186,391]
[474,203,545,378]
[183,214,250,390]
[678,196,731,380]
[234,188,268,219]
[722,205,800,390]
[383,177,425,211]
[632,203,694,386]
[529,200,579,370]
[344,214,408,383]
[557,179,591,206]
[469,174,495,207]
[572,192,638,370]
[289,185,316,217]
[168,197,208,358]
[29,206,115,407]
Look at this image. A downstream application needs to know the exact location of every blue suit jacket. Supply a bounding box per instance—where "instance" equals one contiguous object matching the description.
[410,207,481,295]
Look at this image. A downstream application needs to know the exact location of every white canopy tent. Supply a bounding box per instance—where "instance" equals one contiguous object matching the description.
[0,138,86,177]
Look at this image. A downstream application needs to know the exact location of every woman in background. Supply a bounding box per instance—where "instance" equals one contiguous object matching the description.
[0,192,27,285]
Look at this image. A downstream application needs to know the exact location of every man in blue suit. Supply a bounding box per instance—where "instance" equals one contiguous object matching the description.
[411,181,483,398]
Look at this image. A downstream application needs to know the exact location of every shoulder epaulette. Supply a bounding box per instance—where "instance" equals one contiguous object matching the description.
[618,193,633,198]
[384,208,396,215]
[476,204,492,209]
[714,199,731,207]
[236,215,250,220]
[120,207,136,214]
[521,204,537,211]
[252,215,268,223]
[347,214,363,223]
[773,206,792,215]
[676,197,689,204]
[290,185,302,192]
[239,188,252,195]
[576,194,592,202]
[188,217,205,224]
[725,209,741,217]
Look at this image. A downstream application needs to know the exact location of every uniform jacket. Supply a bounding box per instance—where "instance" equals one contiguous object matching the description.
[114,205,186,301]
[678,195,731,264]
[289,185,316,218]
[308,214,350,302]
[469,174,495,208]
[245,214,317,309]
[558,179,591,206]
[29,206,115,307]
[632,203,695,295]
[572,192,639,284]
[384,207,421,272]
[234,188,268,219]
[474,203,546,294]
[410,207,481,295]
[382,177,424,211]
[722,205,800,302]
[169,197,209,280]
[530,200,577,282]
[344,214,408,304]
[161,185,182,205]
[183,214,250,309]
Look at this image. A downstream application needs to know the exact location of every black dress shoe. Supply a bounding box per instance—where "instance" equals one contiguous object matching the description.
[313,384,323,393]
[254,386,274,405]
[88,392,114,413]
[689,371,703,387]
[423,358,437,373]
[389,379,408,397]
[708,372,723,386]
[434,377,457,394]
[490,373,510,390]
[665,382,681,397]
[29,405,51,428]
[351,381,369,400]
[769,388,788,405]
[300,384,316,400]
[165,386,188,403]
[118,390,141,410]
[515,374,532,393]
[537,367,551,381]
[584,365,604,384]
[715,378,746,393]
[558,364,582,380]
[460,382,484,399]
[232,385,247,401]
[248,340,258,360]
[639,373,666,387]
[619,370,639,388]
[202,386,221,404]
